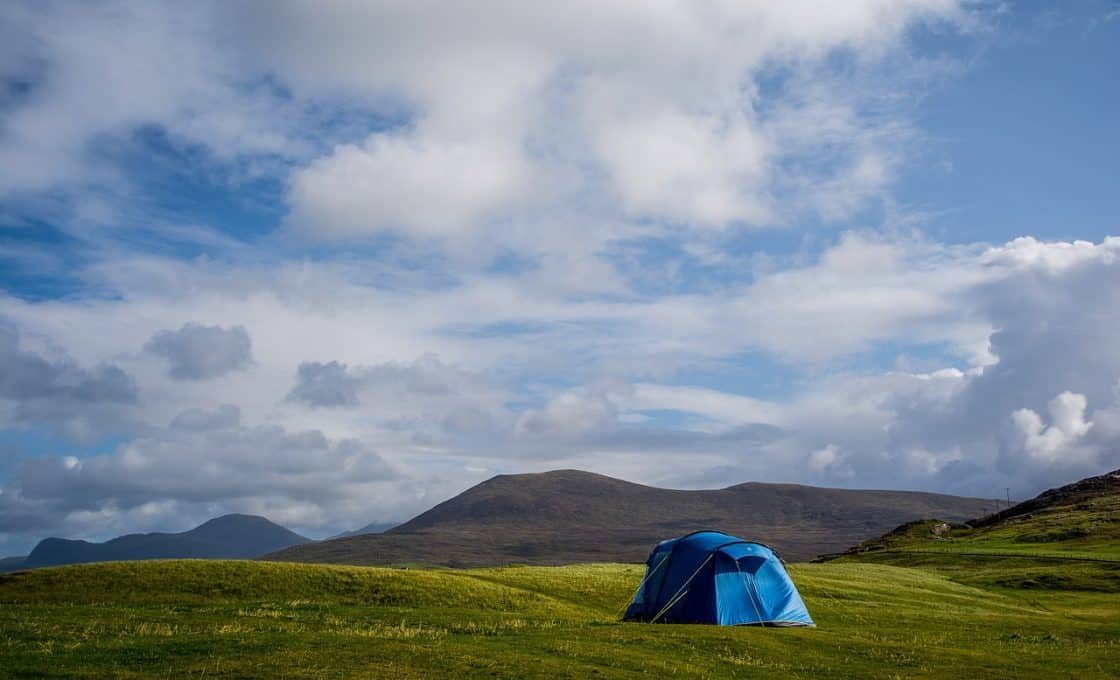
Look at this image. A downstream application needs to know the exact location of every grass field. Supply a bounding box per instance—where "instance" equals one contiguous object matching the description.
[1,555,1118,678]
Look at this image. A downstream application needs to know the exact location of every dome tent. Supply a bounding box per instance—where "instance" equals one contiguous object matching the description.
[622,530,814,626]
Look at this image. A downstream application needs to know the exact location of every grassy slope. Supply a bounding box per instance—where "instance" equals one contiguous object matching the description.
[829,469,1120,566]
[1,558,1117,678]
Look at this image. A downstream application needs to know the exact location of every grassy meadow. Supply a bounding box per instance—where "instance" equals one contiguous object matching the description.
[1,554,1118,678]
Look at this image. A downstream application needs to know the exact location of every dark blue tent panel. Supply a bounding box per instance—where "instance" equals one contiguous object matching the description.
[623,531,814,626]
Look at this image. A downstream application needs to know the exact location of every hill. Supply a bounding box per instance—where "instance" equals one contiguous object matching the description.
[17,514,310,569]
[0,556,27,574]
[828,467,1120,561]
[823,468,1120,593]
[267,469,994,566]
[969,467,1120,535]
[0,558,1116,678]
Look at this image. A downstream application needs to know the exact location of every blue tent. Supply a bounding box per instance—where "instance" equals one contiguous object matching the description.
[622,531,814,626]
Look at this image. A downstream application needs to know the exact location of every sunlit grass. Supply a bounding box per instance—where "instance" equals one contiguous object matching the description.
[1,557,1117,678]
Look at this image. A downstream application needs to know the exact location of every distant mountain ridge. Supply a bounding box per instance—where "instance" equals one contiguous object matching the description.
[10,514,310,570]
[0,556,27,573]
[266,469,996,566]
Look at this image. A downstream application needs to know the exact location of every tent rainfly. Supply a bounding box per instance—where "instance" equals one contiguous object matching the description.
[622,530,814,626]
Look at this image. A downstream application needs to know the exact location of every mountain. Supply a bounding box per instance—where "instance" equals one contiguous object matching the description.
[20,514,311,569]
[265,469,994,566]
[830,467,1120,560]
[0,556,28,574]
[329,521,399,540]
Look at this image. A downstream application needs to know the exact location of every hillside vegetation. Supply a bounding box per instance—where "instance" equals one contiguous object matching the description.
[1,557,1117,678]
[814,470,1120,606]
[827,468,1120,566]
[268,469,994,565]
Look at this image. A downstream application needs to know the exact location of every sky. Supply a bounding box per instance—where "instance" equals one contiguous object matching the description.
[1,1,1118,554]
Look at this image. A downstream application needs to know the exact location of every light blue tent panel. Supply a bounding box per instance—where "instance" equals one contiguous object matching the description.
[623,530,814,626]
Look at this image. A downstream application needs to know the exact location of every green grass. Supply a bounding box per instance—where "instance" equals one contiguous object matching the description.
[1,558,1117,678]
[836,487,1120,562]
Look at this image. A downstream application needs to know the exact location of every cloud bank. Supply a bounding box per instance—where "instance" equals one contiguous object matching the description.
[3,233,1118,551]
[0,2,1117,554]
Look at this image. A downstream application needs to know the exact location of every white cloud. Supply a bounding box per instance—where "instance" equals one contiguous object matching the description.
[269,0,966,240]
[2,1,972,251]
[275,1,972,240]
[0,2,297,195]
[981,236,1120,273]
[625,384,786,428]
[288,131,533,240]
[590,107,772,226]
[807,444,850,477]
[1012,391,1094,462]
[515,386,619,440]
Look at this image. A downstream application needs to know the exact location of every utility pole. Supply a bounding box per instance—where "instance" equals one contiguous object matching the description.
[1006,487,1011,509]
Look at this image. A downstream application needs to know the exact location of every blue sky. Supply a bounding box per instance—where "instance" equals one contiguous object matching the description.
[0,1,1118,554]
[899,2,1120,244]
